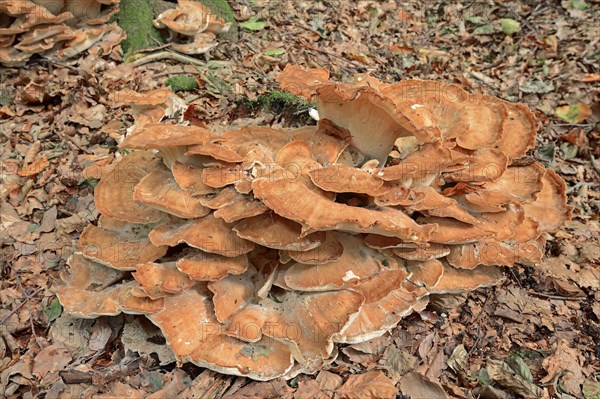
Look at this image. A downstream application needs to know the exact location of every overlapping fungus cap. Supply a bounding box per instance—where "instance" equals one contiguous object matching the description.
[58,65,570,380]
[0,0,123,66]
[153,0,231,55]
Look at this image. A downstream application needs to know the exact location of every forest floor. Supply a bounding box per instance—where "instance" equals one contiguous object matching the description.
[1,0,599,398]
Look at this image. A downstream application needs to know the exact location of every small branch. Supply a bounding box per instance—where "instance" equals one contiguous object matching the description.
[33,58,78,71]
[480,59,504,71]
[132,51,206,68]
[154,70,197,79]
[469,71,498,90]
[15,277,44,348]
[0,287,44,325]
[468,293,492,356]
[135,43,172,54]
[527,290,586,301]
[552,123,593,127]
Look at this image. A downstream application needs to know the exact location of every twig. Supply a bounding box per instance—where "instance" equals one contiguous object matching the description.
[469,71,498,90]
[154,70,198,79]
[135,43,172,54]
[302,43,365,68]
[37,58,78,71]
[508,268,523,288]
[132,51,206,68]
[468,293,492,356]
[186,95,202,104]
[15,277,44,348]
[552,123,593,127]
[480,59,504,71]
[0,287,44,325]
[527,291,585,301]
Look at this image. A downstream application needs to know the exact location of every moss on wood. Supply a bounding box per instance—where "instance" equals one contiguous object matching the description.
[112,0,165,57]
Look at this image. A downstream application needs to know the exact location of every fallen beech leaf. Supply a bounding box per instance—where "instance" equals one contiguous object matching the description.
[240,17,267,31]
[43,298,62,322]
[487,359,544,399]
[537,141,556,165]
[97,381,146,399]
[555,103,592,124]
[507,355,533,383]
[337,371,397,399]
[474,384,511,399]
[552,278,585,297]
[447,344,468,373]
[474,24,494,35]
[146,369,190,399]
[560,128,586,146]
[18,157,49,177]
[580,73,600,82]
[264,48,286,56]
[380,346,417,381]
[0,106,14,119]
[541,340,585,396]
[32,344,72,379]
[544,35,558,52]
[293,379,322,399]
[560,142,578,160]
[38,206,58,233]
[88,320,112,351]
[540,256,600,290]
[227,379,294,398]
[121,318,175,366]
[316,370,343,393]
[399,372,450,399]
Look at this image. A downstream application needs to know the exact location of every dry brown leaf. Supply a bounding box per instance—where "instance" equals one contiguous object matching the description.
[336,371,397,399]
[18,157,49,177]
[225,379,294,399]
[379,347,417,382]
[0,106,14,119]
[0,352,34,397]
[316,370,343,395]
[487,359,545,399]
[555,103,593,124]
[32,344,72,379]
[541,340,585,396]
[37,205,57,233]
[552,278,585,297]
[88,320,113,351]
[293,379,323,399]
[496,286,553,329]
[580,73,600,82]
[447,344,468,373]
[147,369,190,399]
[541,256,600,290]
[95,381,146,399]
[399,372,450,399]
[122,318,176,366]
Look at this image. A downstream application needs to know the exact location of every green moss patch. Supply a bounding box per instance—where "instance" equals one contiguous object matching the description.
[112,0,165,57]
[165,75,200,91]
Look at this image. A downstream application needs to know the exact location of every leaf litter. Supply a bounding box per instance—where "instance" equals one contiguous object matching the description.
[0,0,599,398]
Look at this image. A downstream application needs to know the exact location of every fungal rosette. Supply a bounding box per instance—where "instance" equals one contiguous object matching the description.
[153,0,230,55]
[57,65,569,380]
[0,0,123,66]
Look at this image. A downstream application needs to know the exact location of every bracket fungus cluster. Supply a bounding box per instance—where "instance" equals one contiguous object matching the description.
[153,0,231,55]
[0,0,123,66]
[57,65,570,380]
